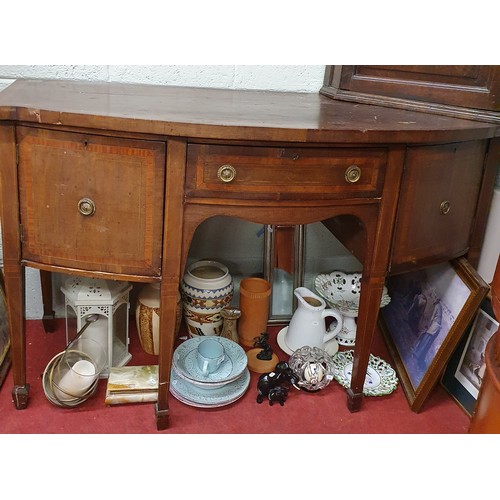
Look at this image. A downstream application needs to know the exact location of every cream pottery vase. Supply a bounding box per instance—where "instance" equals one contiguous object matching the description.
[136,283,181,355]
[181,260,234,337]
[285,287,343,352]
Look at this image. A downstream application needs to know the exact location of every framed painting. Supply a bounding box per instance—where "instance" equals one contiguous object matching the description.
[441,296,498,416]
[379,257,488,412]
[0,269,11,388]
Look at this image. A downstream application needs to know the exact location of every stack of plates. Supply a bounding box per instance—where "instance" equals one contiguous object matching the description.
[170,336,250,408]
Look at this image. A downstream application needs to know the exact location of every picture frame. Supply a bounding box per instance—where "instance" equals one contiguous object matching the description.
[379,257,489,412]
[441,295,498,416]
[0,269,11,389]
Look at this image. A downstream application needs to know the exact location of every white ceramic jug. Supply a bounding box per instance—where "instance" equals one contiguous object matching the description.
[285,287,343,352]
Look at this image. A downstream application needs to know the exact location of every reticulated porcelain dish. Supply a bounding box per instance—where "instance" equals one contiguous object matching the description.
[331,350,398,397]
[314,271,391,316]
[314,271,391,346]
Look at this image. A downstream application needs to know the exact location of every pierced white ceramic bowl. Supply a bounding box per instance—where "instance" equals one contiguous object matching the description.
[314,271,391,346]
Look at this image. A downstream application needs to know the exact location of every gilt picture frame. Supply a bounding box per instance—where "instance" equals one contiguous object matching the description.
[441,296,498,416]
[379,258,488,412]
[0,269,11,388]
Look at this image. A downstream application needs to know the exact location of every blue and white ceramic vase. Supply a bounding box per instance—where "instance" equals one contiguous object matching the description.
[180,260,234,337]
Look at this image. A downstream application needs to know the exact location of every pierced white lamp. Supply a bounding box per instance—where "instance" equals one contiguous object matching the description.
[61,277,132,377]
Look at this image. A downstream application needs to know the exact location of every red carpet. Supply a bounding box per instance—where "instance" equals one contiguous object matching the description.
[0,318,470,434]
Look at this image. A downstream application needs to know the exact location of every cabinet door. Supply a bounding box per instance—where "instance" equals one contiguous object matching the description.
[17,127,165,277]
[390,141,487,273]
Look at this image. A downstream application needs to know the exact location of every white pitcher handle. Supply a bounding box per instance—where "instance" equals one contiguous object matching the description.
[322,309,343,342]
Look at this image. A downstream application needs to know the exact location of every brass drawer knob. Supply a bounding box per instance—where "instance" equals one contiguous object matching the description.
[217,164,237,183]
[345,165,361,183]
[78,198,96,216]
[440,200,451,215]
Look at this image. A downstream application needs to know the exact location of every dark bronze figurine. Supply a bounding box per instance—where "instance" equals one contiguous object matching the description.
[253,332,274,361]
[256,361,299,406]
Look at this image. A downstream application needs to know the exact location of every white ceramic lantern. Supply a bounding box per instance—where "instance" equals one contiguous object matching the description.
[60,277,132,378]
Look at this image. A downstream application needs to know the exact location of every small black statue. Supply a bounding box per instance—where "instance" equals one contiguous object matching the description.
[268,386,289,406]
[256,361,298,406]
[253,332,274,361]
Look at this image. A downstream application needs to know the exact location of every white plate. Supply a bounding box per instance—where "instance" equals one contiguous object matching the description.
[331,350,398,396]
[169,368,250,407]
[276,326,339,357]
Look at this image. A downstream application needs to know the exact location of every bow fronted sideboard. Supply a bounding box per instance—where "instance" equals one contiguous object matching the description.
[0,76,498,430]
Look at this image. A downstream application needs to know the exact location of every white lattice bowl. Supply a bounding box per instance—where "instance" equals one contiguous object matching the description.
[314,271,391,346]
[314,271,391,316]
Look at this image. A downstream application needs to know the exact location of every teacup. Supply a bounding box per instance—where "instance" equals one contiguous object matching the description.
[197,338,225,376]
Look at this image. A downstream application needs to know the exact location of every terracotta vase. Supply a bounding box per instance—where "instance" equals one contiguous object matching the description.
[136,283,181,355]
[238,277,272,347]
[180,260,234,337]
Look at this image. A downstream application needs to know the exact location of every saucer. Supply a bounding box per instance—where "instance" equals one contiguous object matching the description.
[173,336,247,387]
[331,350,398,396]
[276,326,339,357]
[169,367,251,408]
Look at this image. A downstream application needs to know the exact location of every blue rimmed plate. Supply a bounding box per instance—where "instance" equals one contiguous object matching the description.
[173,336,247,388]
[170,367,250,407]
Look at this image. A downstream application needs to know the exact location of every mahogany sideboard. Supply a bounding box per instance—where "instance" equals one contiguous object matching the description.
[0,79,499,430]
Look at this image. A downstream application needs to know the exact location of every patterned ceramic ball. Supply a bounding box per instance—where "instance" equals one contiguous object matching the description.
[303,362,325,384]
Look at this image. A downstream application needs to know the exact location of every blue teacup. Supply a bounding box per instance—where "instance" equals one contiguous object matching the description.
[196,338,225,377]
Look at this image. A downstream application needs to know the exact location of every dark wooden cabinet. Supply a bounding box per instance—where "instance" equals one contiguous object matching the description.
[0,76,498,430]
[322,65,500,123]
[390,140,488,273]
[17,127,166,277]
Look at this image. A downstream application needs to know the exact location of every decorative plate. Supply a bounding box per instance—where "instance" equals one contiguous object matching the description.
[169,367,250,408]
[314,272,391,316]
[276,326,339,357]
[173,336,247,388]
[331,350,398,396]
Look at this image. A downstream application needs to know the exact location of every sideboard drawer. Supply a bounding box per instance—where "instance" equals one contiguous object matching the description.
[17,127,166,277]
[186,144,387,200]
[390,140,487,272]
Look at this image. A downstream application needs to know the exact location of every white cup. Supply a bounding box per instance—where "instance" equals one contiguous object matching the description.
[51,337,106,402]
[196,338,225,376]
[53,359,97,401]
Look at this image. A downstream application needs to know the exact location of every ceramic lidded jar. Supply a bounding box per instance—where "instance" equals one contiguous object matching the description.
[181,260,234,337]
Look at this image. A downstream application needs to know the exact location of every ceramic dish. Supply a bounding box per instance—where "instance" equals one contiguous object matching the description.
[314,272,391,315]
[169,367,251,408]
[276,326,339,357]
[331,350,398,396]
[173,336,247,387]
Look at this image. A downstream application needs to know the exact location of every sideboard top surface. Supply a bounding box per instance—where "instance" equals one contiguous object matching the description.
[0,79,498,143]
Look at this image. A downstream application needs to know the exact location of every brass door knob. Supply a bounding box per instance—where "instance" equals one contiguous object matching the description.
[78,198,96,216]
[345,165,361,183]
[217,164,237,183]
[440,200,451,215]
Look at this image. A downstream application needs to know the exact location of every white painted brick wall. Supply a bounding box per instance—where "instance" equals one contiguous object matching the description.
[0,65,325,92]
